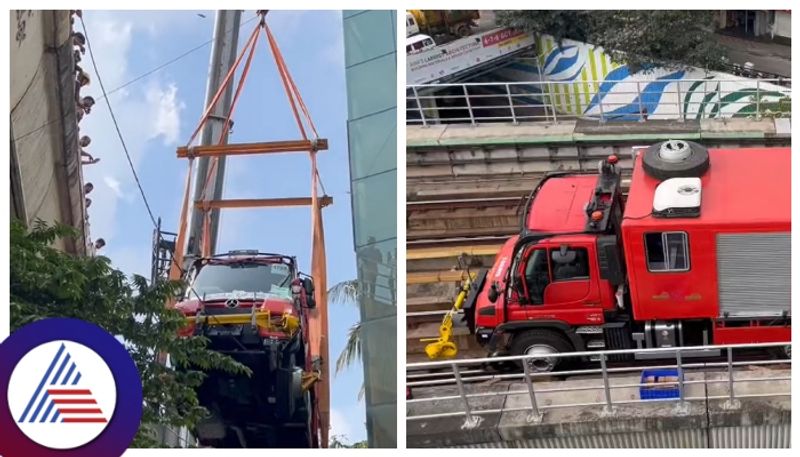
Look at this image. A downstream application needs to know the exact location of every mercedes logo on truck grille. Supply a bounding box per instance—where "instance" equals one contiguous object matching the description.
[225,298,240,309]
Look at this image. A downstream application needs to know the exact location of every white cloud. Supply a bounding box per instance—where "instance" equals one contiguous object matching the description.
[146,83,184,145]
[266,10,309,39]
[103,175,124,198]
[80,12,185,247]
[329,408,353,440]
[321,25,345,66]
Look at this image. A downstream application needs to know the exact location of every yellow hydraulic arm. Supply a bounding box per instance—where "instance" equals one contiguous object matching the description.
[421,272,474,360]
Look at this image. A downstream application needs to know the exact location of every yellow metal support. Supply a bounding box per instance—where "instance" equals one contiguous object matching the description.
[282,312,300,334]
[407,270,465,284]
[187,310,299,336]
[407,244,503,260]
[189,311,270,327]
[302,372,320,391]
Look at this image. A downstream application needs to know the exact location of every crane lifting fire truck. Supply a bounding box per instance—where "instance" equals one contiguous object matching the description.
[427,140,790,371]
[151,11,331,447]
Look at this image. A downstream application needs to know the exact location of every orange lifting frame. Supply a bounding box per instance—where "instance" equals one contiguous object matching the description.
[167,11,331,448]
[195,196,333,210]
[176,138,329,158]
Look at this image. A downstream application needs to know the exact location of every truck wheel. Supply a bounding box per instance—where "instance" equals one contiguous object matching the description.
[510,329,573,373]
[455,24,470,37]
[282,391,312,448]
[642,140,709,180]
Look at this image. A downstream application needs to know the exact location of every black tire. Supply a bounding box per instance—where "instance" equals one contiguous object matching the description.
[510,329,573,373]
[642,140,709,180]
[281,391,312,448]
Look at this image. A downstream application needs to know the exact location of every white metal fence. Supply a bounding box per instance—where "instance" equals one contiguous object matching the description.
[407,78,791,125]
[406,342,790,429]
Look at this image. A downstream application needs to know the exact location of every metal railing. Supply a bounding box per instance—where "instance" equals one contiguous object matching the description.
[406,342,790,428]
[719,62,791,85]
[407,78,791,126]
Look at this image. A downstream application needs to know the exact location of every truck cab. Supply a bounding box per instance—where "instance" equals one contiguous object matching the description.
[465,141,791,372]
[407,10,479,39]
[406,12,420,37]
[175,250,318,448]
[406,34,436,54]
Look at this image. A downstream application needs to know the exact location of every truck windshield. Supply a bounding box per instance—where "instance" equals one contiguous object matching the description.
[190,262,292,300]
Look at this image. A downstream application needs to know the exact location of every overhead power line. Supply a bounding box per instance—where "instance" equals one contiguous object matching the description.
[13,14,258,143]
[80,16,158,228]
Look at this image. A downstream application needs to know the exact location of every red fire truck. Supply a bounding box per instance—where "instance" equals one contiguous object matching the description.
[175,250,319,448]
[462,140,790,372]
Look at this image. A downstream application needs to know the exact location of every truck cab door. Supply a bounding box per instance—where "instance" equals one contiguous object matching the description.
[522,248,550,305]
[544,246,592,305]
[517,244,595,306]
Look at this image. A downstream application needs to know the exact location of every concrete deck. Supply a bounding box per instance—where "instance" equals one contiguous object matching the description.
[408,366,790,448]
[407,118,790,149]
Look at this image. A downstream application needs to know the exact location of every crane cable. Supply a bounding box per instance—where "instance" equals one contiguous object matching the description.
[263,18,329,449]
[169,20,260,281]
[198,25,260,257]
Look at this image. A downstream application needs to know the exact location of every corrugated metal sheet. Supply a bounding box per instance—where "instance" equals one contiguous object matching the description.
[507,429,706,448]
[710,424,791,448]
[449,426,790,448]
[451,442,510,448]
[716,233,790,317]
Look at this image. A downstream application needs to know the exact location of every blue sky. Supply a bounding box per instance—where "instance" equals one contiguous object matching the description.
[79,10,365,442]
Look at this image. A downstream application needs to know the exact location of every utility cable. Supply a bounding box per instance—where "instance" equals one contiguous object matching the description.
[99,16,258,103]
[80,17,158,228]
[13,15,258,143]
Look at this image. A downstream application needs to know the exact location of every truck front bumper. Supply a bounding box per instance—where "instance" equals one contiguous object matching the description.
[476,327,494,347]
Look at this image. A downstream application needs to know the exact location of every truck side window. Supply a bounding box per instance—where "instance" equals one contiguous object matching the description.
[551,247,590,281]
[645,232,689,272]
[524,249,550,304]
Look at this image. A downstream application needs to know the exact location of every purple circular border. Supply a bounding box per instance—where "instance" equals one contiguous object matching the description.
[0,318,143,457]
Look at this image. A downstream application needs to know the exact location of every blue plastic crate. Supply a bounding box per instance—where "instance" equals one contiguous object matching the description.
[639,368,681,400]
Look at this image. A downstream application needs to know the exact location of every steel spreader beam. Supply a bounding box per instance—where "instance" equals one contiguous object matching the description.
[177,138,328,158]
[195,196,333,210]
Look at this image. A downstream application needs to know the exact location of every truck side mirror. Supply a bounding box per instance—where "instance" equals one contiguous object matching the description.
[302,278,315,296]
[488,283,499,303]
[302,278,316,309]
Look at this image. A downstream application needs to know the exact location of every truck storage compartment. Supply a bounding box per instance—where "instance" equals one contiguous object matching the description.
[716,232,790,317]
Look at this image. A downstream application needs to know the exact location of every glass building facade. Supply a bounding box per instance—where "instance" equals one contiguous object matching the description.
[342,10,397,448]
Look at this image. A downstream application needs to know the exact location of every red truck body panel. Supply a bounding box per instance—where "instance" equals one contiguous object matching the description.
[621,148,790,321]
[526,175,598,233]
[476,146,790,345]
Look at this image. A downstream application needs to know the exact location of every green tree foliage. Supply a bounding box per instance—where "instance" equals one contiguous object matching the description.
[327,279,366,399]
[10,219,249,447]
[329,434,368,448]
[495,10,594,45]
[496,10,726,72]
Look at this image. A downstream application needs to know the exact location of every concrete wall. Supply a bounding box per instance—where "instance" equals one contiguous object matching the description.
[479,34,790,122]
[9,10,87,254]
[774,11,791,39]
[408,369,791,448]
